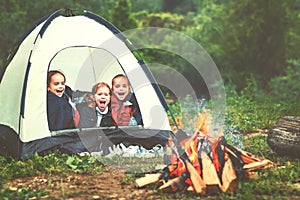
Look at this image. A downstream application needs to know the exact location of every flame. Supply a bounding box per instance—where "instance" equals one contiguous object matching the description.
[180,133,201,173]
[166,138,186,178]
[194,109,211,135]
[166,111,221,188]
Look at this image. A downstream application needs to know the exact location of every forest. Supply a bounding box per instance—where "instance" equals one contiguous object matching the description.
[1,0,299,132]
[1,0,299,84]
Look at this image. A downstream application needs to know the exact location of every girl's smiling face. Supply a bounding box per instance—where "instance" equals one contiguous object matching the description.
[94,86,111,112]
[112,76,130,101]
[47,73,65,97]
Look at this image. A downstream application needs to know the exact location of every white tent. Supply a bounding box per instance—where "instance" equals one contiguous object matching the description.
[0,9,173,159]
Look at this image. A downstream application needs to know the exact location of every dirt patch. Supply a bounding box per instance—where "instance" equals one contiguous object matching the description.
[243,131,267,139]
[4,166,219,199]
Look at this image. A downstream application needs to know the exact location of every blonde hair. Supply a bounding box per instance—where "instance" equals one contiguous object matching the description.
[92,82,111,94]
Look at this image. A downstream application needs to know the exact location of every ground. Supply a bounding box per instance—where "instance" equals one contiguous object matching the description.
[4,132,299,199]
[5,167,151,199]
[4,166,219,200]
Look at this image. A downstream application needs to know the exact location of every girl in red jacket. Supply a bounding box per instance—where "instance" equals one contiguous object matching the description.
[111,74,143,126]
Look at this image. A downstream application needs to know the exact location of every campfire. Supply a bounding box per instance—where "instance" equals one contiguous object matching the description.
[135,111,273,194]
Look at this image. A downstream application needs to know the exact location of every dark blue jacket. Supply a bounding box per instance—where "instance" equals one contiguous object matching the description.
[47,92,75,131]
[78,105,116,128]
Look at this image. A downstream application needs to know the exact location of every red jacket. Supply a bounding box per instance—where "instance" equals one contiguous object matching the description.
[111,94,134,126]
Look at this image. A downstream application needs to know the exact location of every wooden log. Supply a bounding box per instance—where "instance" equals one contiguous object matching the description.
[201,152,221,194]
[184,158,206,194]
[268,116,300,158]
[224,146,273,176]
[238,149,274,169]
[135,173,161,188]
[243,159,273,171]
[220,158,238,193]
[158,175,186,191]
[201,152,221,186]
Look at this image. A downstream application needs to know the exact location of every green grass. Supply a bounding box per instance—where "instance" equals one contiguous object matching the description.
[0,135,299,199]
[219,135,300,199]
[0,152,105,199]
[96,154,164,173]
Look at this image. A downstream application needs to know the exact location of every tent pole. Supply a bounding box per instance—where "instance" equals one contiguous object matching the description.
[88,47,97,83]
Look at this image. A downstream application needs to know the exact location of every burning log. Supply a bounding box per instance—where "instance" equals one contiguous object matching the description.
[184,157,206,194]
[135,112,274,195]
[134,173,161,188]
[219,157,238,192]
[159,174,187,192]
[135,134,273,194]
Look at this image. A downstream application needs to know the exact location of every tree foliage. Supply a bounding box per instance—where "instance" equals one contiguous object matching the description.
[269,59,300,106]
[130,0,164,13]
[219,0,292,87]
[0,0,116,65]
[0,0,299,94]
[111,0,137,31]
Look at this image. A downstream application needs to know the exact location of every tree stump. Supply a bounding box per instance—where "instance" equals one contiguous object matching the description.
[268,116,300,158]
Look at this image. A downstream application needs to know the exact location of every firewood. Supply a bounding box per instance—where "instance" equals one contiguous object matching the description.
[134,173,162,188]
[224,146,274,173]
[186,186,194,191]
[172,132,206,194]
[201,152,221,186]
[220,158,238,192]
[158,175,186,191]
[239,149,265,164]
[243,159,273,171]
[184,158,206,194]
[223,146,239,160]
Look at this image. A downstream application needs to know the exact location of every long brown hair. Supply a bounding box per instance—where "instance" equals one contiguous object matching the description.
[111,74,129,87]
[47,70,66,86]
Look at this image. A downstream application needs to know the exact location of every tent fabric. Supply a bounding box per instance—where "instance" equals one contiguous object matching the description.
[0,9,173,159]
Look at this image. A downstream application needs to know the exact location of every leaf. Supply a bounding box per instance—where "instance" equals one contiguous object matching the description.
[66,157,78,170]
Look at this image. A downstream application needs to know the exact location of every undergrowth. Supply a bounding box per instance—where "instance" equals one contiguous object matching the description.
[0,135,299,199]
[0,152,105,199]
[167,60,300,133]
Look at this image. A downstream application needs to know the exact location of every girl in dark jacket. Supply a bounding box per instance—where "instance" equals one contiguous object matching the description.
[78,82,116,128]
[47,70,76,131]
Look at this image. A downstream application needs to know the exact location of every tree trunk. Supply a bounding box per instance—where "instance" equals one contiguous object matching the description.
[268,116,300,158]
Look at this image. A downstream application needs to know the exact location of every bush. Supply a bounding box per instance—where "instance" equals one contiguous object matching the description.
[168,60,300,134]
[268,59,300,115]
[225,76,284,132]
